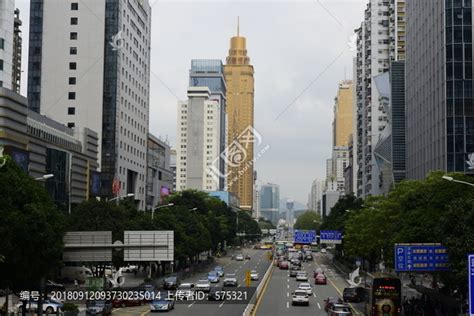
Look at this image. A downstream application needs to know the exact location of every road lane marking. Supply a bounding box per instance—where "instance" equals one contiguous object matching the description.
[287,292,289,297]
[317,302,321,309]
[286,301,289,308]
[287,284,289,289]
[313,293,317,298]
[188,302,195,308]
[219,301,225,307]
[113,308,122,312]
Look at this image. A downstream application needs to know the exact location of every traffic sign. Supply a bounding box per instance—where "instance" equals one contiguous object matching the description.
[469,254,474,316]
[394,243,450,272]
[319,230,343,244]
[245,270,251,287]
[294,230,316,244]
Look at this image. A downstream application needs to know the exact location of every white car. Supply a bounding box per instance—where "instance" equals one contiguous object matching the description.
[298,282,312,295]
[296,272,308,282]
[176,283,195,300]
[321,248,327,253]
[235,254,244,261]
[195,280,211,293]
[16,300,63,314]
[291,289,310,306]
[250,270,259,280]
[223,273,238,287]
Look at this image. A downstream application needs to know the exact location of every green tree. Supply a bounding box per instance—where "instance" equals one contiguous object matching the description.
[0,156,66,291]
[320,194,362,231]
[258,217,275,230]
[294,211,322,231]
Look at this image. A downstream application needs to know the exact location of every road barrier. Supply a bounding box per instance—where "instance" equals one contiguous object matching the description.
[242,257,274,316]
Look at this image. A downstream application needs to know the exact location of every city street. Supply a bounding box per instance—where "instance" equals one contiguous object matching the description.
[111,248,272,316]
[256,251,364,316]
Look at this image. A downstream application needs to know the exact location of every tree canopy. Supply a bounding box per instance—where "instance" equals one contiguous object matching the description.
[294,211,322,231]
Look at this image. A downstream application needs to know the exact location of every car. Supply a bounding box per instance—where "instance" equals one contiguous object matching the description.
[235,254,244,261]
[327,303,353,315]
[245,254,251,260]
[324,297,343,312]
[298,282,312,295]
[214,266,224,277]
[195,279,211,293]
[121,264,138,273]
[342,287,366,303]
[279,261,289,270]
[223,273,238,287]
[163,276,179,290]
[291,289,310,306]
[16,299,63,314]
[208,287,225,301]
[290,258,301,267]
[150,298,175,312]
[315,273,327,285]
[321,248,327,253]
[208,271,220,283]
[313,268,324,278]
[296,271,308,281]
[138,283,157,301]
[176,283,195,300]
[85,300,113,315]
[112,296,144,308]
[250,270,259,280]
[290,269,299,277]
[305,253,313,261]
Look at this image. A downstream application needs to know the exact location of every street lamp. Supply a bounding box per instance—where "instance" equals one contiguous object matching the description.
[34,174,54,181]
[109,193,135,205]
[151,203,174,220]
[188,207,198,212]
[442,175,474,187]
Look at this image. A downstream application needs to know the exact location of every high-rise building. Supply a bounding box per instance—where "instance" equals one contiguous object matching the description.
[224,22,255,211]
[406,0,473,178]
[12,8,21,94]
[308,179,323,214]
[333,80,354,148]
[27,0,152,209]
[189,59,227,190]
[259,183,280,225]
[176,87,221,191]
[354,0,406,197]
[170,149,177,191]
[0,0,14,90]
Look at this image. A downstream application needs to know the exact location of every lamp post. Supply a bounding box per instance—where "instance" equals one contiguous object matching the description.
[34,174,54,181]
[442,175,474,187]
[151,203,174,220]
[109,193,135,205]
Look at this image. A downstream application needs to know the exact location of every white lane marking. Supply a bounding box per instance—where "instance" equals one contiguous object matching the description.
[287,284,289,289]
[287,292,289,297]
[219,301,225,308]
[313,293,317,298]
[188,302,195,308]
[286,301,289,308]
[317,302,321,309]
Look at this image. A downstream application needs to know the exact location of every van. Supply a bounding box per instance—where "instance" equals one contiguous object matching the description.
[61,266,93,283]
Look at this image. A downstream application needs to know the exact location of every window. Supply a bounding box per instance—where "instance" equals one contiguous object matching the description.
[68,107,75,115]
[67,122,75,128]
[69,77,76,85]
[69,62,77,70]
[0,38,4,49]
[70,47,77,55]
[71,17,78,25]
[71,3,78,10]
[70,32,77,40]
[0,59,3,71]
[68,92,76,100]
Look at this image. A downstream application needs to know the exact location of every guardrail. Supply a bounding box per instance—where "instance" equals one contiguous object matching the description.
[242,258,274,316]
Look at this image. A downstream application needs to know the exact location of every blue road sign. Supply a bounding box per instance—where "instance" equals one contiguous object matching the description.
[319,230,343,244]
[294,230,316,244]
[394,243,450,272]
[469,254,474,316]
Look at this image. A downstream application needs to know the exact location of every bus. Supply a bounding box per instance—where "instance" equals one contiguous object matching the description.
[367,277,402,316]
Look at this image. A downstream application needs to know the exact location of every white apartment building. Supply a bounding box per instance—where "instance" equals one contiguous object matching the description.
[176,87,221,192]
[27,0,152,209]
[308,179,323,213]
[354,0,405,197]
[0,0,14,90]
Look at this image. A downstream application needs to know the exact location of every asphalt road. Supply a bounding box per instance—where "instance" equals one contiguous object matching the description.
[111,248,272,316]
[256,252,365,316]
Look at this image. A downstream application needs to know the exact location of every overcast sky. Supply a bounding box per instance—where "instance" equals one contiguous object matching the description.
[16,0,367,206]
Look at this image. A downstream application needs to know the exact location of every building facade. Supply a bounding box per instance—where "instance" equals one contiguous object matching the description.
[189,59,227,190]
[146,134,173,210]
[176,87,221,191]
[259,183,280,225]
[224,25,255,211]
[0,88,98,210]
[406,0,473,178]
[12,8,21,94]
[27,0,152,209]
[0,0,14,90]
[354,0,406,197]
[308,179,323,214]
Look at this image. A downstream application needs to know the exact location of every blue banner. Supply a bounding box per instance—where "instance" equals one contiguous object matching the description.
[294,230,316,244]
[394,244,450,272]
[319,230,343,244]
[469,254,474,316]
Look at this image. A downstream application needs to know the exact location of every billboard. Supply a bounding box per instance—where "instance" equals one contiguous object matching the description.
[320,230,343,244]
[124,231,174,261]
[294,230,316,244]
[394,243,450,272]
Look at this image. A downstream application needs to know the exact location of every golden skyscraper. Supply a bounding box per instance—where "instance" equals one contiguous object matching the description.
[224,20,255,211]
[333,80,353,147]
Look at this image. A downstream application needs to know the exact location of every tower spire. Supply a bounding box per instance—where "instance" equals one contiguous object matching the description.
[237,16,240,36]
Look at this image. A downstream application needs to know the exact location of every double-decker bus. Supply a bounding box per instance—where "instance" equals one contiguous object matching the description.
[367,277,402,316]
